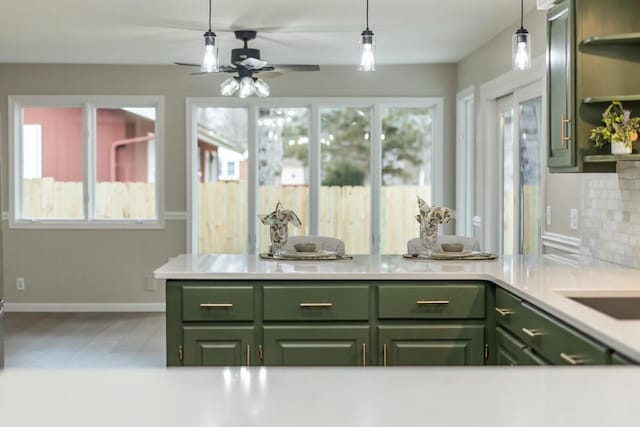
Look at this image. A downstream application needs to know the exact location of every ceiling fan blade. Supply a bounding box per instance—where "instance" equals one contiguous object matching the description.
[268,64,321,72]
[175,62,201,67]
[189,65,238,75]
[239,57,269,70]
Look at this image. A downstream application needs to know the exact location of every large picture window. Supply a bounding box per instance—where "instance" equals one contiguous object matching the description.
[188,98,443,255]
[10,96,164,228]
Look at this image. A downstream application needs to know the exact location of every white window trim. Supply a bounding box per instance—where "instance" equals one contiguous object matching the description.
[455,85,475,238]
[185,97,445,255]
[8,95,165,229]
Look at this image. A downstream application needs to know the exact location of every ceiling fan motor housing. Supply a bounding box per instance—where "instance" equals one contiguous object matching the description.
[231,48,261,65]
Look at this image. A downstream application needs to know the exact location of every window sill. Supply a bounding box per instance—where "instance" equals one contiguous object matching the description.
[9,218,165,230]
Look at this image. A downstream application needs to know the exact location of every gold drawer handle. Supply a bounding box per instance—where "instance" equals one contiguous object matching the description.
[560,352,584,365]
[362,343,367,367]
[522,327,542,337]
[495,307,514,317]
[299,302,334,308]
[416,300,450,305]
[200,303,233,308]
[383,343,388,367]
[561,113,571,148]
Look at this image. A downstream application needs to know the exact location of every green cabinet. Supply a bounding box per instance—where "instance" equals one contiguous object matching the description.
[263,325,370,366]
[496,327,548,366]
[183,325,255,366]
[379,325,485,366]
[547,0,577,171]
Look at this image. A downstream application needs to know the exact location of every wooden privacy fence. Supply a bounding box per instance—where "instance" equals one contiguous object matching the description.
[22,178,156,220]
[199,182,432,254]
[23,178,441,254]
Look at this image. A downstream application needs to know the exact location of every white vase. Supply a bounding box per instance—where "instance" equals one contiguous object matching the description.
[611,141,631,155]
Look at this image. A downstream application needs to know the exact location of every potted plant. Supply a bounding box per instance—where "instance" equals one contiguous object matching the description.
[590,101,640,154]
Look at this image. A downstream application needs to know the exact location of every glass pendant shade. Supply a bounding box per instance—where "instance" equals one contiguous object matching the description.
[359,30,376,72]
[220,77,240,96]
[201,31,219,73]
[254,78,270,97]
[512,28,531,71]
[238,77,256,99]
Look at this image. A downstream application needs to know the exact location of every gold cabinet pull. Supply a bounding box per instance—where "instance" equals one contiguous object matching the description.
[246,344,251,367]
[561,113,571,148]
[178,345,183,362]
[383,344,388,367]
[299,302,334,308]
[522,327,542,337]
[258,345,264,362]
[362,343,367,367]
[495,307,514,317]
[200,303,233,308]
[560,352,583,365]
[416,300,450,305]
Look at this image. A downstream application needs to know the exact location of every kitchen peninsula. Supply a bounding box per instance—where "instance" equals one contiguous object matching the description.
[155,254,640,366]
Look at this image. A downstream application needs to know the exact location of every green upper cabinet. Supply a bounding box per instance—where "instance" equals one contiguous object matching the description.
[547,0,577,172]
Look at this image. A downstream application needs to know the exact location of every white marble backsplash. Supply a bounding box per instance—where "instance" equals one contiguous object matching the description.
[581,162,640,268]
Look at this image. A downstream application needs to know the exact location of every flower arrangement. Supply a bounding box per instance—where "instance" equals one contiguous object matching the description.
[590,101,640,151]
[415,196,453,255]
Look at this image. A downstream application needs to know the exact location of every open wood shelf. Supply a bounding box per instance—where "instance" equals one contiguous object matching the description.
[580,33,640,47]
[583,95,640,104]
[583,153,640,163]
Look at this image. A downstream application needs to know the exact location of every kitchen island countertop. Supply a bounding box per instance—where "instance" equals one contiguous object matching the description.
[1,367,639,427]
[155,254,640,361]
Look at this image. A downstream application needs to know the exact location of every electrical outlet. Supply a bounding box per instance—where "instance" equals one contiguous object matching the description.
[546,206,552,226]
[16,277,25,291]
[145,276,157,292]
[570,208,579,230]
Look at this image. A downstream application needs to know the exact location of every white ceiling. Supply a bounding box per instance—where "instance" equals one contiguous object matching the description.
[0,0,537,65]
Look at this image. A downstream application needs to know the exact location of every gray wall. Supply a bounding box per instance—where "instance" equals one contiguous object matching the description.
[0,63,457,304]
[456,9,583,244]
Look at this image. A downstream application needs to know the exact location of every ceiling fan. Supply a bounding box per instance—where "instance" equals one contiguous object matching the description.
[176,30,320,98]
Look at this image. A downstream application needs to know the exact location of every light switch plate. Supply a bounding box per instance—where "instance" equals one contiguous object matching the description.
[546,206,552,226]
[570,208,579,230]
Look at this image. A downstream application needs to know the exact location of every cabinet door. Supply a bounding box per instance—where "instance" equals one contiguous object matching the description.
[379,325,485,366]
[263,325,370,366]
[547,0,576,171]
[496,327,548,366]
[183,325,255,366]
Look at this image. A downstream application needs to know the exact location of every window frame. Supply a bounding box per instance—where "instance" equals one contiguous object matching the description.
[8,95,165,229]
[186,97,444,255]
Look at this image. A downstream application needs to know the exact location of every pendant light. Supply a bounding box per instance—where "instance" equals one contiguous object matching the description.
[201,0,219,73]
[512,0,531,71]
[358,0,375,71]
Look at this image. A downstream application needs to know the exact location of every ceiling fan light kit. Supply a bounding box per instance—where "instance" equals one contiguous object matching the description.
[358,0,376,71]
[512,0,531,71]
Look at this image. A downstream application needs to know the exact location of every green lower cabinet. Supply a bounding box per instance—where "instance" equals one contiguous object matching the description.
[263,325,370,366]
[379,324,485,366]
[183,325,255,366]
[496,327,548,366]
[611,353,634,365]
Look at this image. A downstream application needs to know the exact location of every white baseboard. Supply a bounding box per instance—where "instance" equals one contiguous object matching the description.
[5,303,165,313]
[541,232,581,255]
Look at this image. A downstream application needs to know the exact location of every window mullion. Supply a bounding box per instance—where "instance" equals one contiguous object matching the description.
[247,104,258,254]
[309,104,321,236]
[83,104,95,222]
[370,104,382,255]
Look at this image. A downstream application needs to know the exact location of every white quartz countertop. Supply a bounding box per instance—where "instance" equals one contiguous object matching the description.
[1,367,640,427]
[155,254,640,361]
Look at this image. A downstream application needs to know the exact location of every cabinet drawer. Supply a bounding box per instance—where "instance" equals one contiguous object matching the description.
[519,302,608,365]
[378,284,485,319]
[495,287,527,336]
[182,285,254,322]
[263,285,369,321]
[496,327,549,366]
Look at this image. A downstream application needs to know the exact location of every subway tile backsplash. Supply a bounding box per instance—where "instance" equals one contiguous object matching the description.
[581,162,640,268]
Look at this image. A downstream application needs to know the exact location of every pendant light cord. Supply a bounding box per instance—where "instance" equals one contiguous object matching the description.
[520,0,524,29]
[208,0,212,32]
[366,0,369,30]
